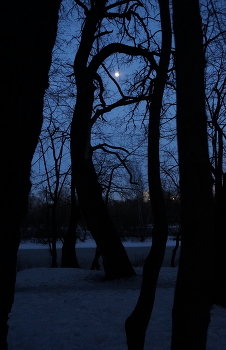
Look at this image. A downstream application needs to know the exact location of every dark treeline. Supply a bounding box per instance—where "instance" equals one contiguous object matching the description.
[21,189,180,241]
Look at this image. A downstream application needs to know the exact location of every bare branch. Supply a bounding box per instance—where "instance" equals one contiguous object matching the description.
[38,137,54,202]
[94,30,113,39]
[104,164,121,204]
[88,43,159,75]
[101,63,125,98]
[204,30,226,49]
[106,0,137,11]
[93,72,106,107]
[74,0,89,14]
[91,94,150,126]
[92,145,138,185]
[92,143,130,154]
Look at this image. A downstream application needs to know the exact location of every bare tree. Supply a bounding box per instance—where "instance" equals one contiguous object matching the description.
[37,121,70,267]
[70,0,160,279]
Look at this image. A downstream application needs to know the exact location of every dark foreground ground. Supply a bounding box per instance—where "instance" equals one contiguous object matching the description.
[17,246,180,271]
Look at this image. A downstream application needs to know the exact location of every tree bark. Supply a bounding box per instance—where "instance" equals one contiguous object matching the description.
[125,1,171,348]
[71,1,135,279]
[0,1,61,348]
[171,1,214,349]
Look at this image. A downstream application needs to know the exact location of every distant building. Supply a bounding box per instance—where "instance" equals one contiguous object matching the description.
[143,190,150,202]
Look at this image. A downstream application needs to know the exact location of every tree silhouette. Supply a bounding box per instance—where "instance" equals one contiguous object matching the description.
[171,0,214,348]
[70,0,160,279]
[125,0,171,347]
[0,1,61,348]
[203,1,226,307]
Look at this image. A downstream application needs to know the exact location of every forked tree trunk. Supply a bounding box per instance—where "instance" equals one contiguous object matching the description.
[71,1,135,279]
[125,1,171,348]
[0,1,61,348]
[171,1,214,349]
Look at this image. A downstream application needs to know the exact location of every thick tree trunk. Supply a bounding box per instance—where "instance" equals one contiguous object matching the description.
[171,1,214,349]
[62,231,80,268]
[213,129,226,306]
[213,182,226,307]
[71,1,135,279]
[125,1,171,348]
[0,1,61,348]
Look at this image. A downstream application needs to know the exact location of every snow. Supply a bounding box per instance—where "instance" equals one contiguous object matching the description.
[19,237,178,249]
[8,265,226,349]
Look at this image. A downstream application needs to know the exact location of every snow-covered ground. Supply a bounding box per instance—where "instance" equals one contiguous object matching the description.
[17,238,179,271]
[7,239,226,350]
[7,267,226,350]
[18,237,178,249]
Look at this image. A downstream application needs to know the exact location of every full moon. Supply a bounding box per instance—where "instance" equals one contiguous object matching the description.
[114,71,120,77]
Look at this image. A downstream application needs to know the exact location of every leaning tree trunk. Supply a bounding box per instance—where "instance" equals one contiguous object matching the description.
[71,104,135,278]
[0,1,61,348]
[171,1,214,349]
[70,1,135,279]
[125,1,171,349]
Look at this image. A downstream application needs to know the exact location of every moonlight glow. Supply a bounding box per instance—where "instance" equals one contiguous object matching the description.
[114,71,120,77]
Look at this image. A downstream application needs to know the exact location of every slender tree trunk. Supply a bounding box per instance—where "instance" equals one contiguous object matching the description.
[0,1,61,348]
[125,1,171,348]
[171,1,214,349]
[170,232,180,267]
[61,177,80,268]
[50,203,58,268]
[71,1,135,279]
